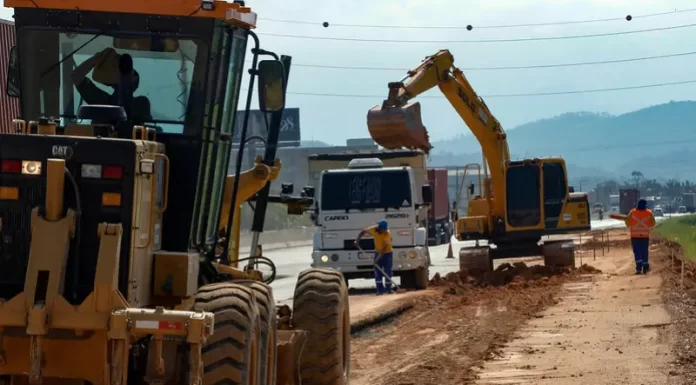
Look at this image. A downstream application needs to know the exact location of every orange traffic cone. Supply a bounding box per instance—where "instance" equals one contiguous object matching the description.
[446,241,454,259]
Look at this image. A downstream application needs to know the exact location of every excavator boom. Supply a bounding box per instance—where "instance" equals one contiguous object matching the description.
[367,49,510,218]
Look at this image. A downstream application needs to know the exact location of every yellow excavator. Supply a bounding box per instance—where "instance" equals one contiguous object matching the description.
[0,1,349,385]
[367,49,591,272]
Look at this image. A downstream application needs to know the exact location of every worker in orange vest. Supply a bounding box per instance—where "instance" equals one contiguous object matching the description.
[624,199,656,274]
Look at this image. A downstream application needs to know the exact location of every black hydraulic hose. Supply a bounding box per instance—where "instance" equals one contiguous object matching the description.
[235,255,277,284]
[64,167,82,302]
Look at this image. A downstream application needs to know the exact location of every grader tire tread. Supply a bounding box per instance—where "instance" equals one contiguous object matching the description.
[293,268,350,385]
[236,280,278,385]
[194,282,261,385]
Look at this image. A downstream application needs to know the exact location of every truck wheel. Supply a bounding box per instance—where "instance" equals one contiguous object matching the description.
[543,241,576,268]
[293,268,350,385]
[194,283,262,385]
[459,247,493,274]
[236,281,277,385]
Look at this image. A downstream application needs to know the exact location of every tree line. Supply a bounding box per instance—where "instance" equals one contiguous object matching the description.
[595,170,696,197]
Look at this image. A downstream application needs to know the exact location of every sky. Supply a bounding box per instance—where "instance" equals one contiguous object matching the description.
[2,0,695,145]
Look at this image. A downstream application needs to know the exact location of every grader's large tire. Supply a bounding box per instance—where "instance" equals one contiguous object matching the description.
[194,283,262,385]
[237,281,278,385]
[293,268,350,385]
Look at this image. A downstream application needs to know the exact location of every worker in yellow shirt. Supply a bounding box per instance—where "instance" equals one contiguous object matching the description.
[355,220,394,294]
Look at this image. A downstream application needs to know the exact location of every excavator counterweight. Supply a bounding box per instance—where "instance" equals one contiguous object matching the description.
[367,101,433,153]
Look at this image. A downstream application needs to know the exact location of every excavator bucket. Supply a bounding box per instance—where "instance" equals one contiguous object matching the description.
[366,101,433,154]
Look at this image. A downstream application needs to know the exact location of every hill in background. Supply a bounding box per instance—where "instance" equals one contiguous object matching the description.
[428,100,696,182]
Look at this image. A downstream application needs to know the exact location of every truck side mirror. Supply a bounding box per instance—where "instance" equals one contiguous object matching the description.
[569,186,575,193]
[468,183,475,196]
[421,184,433,204]
[257,59,285,113]
[6,46,19,98]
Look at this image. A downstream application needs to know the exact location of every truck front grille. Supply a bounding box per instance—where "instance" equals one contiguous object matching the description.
[344,239,375,251]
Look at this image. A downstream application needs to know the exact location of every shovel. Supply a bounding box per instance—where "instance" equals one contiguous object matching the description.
[356,245,401,293]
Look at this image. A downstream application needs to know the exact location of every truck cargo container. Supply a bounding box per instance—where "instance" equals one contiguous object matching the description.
[619,189,639,215]
[427,168,451,245]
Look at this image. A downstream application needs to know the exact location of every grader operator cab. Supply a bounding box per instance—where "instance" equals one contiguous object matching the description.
[367,49,591,272]
[0,2,349,385]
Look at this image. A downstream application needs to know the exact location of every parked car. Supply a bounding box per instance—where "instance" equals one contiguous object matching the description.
[654,207,664,217]
[679,206,687,214]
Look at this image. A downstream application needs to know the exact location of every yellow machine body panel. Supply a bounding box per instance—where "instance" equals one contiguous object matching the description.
[4,0,258,27]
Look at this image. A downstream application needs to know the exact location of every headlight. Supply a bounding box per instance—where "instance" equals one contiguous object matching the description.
[81,164,102,178]
[22,161,41,175]
[399,251,408,259]
[331,254,339,262]
[320,254,329,263]
[408,251,417,259]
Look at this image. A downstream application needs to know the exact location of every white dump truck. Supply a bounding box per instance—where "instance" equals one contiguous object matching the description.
[308,150,432,289]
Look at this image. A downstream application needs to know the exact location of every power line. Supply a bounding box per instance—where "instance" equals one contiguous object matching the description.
[245,50,696,72]
[244,78,696,99]
[258,22,696,44]
[259,8,696,30]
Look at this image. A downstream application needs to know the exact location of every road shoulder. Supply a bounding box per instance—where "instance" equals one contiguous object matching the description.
[476,244,673,384]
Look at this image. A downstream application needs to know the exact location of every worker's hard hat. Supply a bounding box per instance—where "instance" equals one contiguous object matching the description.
[377,220,388,231]
[637,199,647,209]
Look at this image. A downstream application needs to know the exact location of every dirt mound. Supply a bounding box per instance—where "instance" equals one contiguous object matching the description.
[432,262,593,287]
[430,262,602,296]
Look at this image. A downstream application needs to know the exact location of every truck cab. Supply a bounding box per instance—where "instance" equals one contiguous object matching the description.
[310,157,432,290]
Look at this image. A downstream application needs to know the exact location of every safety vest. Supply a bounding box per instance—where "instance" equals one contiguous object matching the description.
[628,209,654,239]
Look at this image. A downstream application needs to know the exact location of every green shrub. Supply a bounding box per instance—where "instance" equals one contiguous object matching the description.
[655,216,696,259]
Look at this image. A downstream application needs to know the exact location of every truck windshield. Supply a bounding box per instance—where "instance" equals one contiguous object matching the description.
[17,29,206,134]
[320,169,413,211]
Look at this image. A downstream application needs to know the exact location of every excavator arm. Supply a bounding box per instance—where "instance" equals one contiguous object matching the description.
[367,49,510,217]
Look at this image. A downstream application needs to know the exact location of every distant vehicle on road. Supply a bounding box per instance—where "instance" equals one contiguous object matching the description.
[654,207,664,217]
[679,206,688,214]
[610,206,619,213]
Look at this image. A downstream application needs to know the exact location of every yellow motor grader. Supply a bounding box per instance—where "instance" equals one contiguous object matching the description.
[0,1,349,385]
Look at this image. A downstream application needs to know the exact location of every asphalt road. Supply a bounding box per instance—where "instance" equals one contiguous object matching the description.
[250,214,683,302]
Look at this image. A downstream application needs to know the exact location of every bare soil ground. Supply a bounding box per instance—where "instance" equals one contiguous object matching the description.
[655,237,696,385]
[349,229,683,385]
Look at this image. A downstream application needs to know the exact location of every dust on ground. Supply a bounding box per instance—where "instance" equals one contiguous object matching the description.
[349,256,602,385]
[349,228,682,385]
[476,238,673,384]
